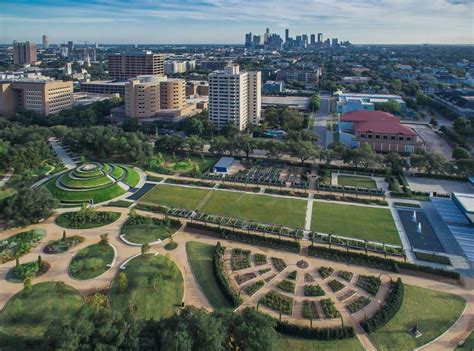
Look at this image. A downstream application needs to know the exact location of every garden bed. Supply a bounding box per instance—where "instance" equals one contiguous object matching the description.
[356,275,381,296]
[246,280,264,296]
[6,259,50,283]
[231,248,252,271]
[338,271,353,282]
[69,242,114,280]
[260,290,293,315]
[254,253,268,266]
[302,300,320,319]
[346,296,370,314]
[277,280,296,294]
[304,284,325,297]
[0,229,46,264]
[318,266,334,279]
[320,299,340,319]
[236,272,257,285]
[328,279,345,293]
[55,209,120,229]
[121,213,181,244]
[271,257,287,272]
[43,235,84,254]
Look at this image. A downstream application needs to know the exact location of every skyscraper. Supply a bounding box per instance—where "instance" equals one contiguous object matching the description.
[317,33,323,43]
[13,41,37,64]
[245,32,252,48]
[285,29,289,43]
[67,41,74,52]
[310,34,316,46]
[208,65,261,131]
[42,35,49,49]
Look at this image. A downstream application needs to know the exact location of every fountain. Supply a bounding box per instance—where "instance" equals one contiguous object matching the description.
[417,222,422,233]
[412,211,417,222]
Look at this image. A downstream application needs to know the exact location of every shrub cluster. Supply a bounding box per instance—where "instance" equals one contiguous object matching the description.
[304,284,325,297]
[287,270,297,280]
[246,280,264,296]
[271,257,287,272]
[338,271,353,282]
[320,299,340,319]
[318,266,334,279]
[328,279,345,292]
[254,253,267,266]
[277,280,296,294]
[231,248,251,271]
[259,290,293,314]
[56,208,120,228]
[134,203,168,214]
[213,242,242,307]
[356,275,381,296]
[275,321,354,340]
[165,178,214,188]
[346,296,370,314]
[186,222,301,253]
[361,278,404,333]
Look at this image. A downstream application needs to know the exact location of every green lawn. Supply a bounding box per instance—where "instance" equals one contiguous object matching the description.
[111,165,125,179]
[121,220,180,244]
[59,172,112,188]
[44,177,126,204]
[337,175,377,189]
[153,152,218,174]
[69,243,114,280]
[0,187,15,202]
[122,166,140,187]
[311,202,400,245]
[109,255,183,320]
[276,336,364,351]
[186,241,233,310]
[0,282,83,340]
[370,285,466,350]
[55,211,120,229]
[201,190,307,228]
[139,184,209,210]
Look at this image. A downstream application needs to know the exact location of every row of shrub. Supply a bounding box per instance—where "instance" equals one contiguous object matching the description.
[165,178,214,188]
[134,203,168,214]
[213,242,242,308]
[186,222,301,253]
[264,188,309,198]
[361,278,404,333]
[319,165,385,177]
[313,193,388,206]
[308,245,460,280]
[218,183,260,193]
[275,320,355,340]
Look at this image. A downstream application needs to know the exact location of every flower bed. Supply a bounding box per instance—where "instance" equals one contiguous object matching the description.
[6,260,50,283]
[254,253,267,266]
[304,284,325,297]
[277,280,296,294]
[231,248,251,271]
[236,272,257,285]
[287,270,297,280]
[260,290,293,314]
[328,279,345,293]
[259,268,271,275]
[304,273,315,283]
[56,209,120,229]
[346,296,370,314]
[338,271,353,282]
[246,280,264,296]
[302,300,320,319]
[318,266,334,279]
[0,229,46,264]
[356,275,381,296]
[43,235,84,254]
[271,257,287,272]
[320,298,340,319]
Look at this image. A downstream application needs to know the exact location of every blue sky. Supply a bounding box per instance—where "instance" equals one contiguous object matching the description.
[1,0,473,44]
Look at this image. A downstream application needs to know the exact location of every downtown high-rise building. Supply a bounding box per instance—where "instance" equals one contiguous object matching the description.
[13,41,37,65]
[42,35,49,49]
[107,51,165,80]
[208,65,261,131]
[285,29,290,42]
[317,33,323,43]
[310,34,316,46]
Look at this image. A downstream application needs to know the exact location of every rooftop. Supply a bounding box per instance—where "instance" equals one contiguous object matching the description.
[453,192,474,213]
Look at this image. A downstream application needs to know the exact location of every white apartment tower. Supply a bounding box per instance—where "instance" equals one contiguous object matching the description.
[208,65,261,131]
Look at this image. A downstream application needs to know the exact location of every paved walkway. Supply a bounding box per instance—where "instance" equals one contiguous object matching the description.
[49,139,76,170]
[0,170,13,188]
[304,193,314,231]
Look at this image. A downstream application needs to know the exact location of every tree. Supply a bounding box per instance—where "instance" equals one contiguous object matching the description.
[384,152,409,173]
[309,94,320,112]
[221,122,239,138]
[265,140,285,160]
[55,281,67,298]
[183,117,204,136]
[375,99,401,115]
[62,230,67,240]
[235,135,257,159]
[452,147,470,160]
[99,233,109,246]
[118,272,128,294]
[285,140,320,164]
[141,243,150,257]
[228,308,277,351]
[3,187,58,228]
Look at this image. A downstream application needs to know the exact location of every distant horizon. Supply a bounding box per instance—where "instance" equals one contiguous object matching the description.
[1,0,473,45]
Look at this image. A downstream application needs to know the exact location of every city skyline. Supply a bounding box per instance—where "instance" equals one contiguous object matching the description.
[0,0,473,45]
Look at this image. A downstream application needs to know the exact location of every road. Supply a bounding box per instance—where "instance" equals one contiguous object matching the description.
[312,94,333,149]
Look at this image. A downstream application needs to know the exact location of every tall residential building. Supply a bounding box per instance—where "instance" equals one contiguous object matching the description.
[124,75,186,118]
[0,79,73,116]
[208,65,261,131]
[107,51,165,80]
[42,35,49,49]
[13,41,37,65]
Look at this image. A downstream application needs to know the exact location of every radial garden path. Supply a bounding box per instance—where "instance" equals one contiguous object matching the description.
[0,206,472,350]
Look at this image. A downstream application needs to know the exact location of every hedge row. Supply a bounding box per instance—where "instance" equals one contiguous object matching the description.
[134,203,168,214]
[186,222,301,253]
[361,278,404,333]
[308,245,460,280]
[213,242,242,308]
[275,320,354,340]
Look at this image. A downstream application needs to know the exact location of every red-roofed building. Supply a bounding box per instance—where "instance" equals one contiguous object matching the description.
[337,110,424,153]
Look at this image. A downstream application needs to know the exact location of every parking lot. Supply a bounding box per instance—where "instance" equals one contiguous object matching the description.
[408,124,453,160]
[406,176,473,194]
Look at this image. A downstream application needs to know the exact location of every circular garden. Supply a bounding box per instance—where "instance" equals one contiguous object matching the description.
[43,163,141,206]
[69,236,115,280]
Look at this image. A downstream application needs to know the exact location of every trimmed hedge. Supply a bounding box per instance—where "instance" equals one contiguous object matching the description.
[275,320,354,340]
[186,222,301,253]
[213,242,242,307]
[134,203,168,214]
[361,278,404,333]
[308,245,460,280]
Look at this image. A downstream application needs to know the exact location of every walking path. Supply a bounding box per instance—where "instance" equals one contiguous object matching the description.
[0,206,472,350]
[304,193,314,232]
[49,138,76,170]
[0,170,13,188]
